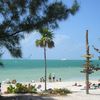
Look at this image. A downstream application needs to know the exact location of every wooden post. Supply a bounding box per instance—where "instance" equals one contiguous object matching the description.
[85,30,90,94]
[82,30,99,94]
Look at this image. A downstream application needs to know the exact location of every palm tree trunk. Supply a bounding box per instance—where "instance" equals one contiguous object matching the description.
[44,47,47,91]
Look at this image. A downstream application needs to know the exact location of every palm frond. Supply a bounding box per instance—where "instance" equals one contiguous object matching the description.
[36,28,55,48]
[35,39,40,47]
[48,40,55,48]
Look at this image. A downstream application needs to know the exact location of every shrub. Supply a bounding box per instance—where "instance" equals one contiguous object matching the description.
[14,83,28,93]
[51,88,72,95]
[27,84,37,93]
[7,83,37,94]
[7,85,15,93]
[39,88,72,96]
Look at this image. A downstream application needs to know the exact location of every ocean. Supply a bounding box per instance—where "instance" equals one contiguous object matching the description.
[0,60,100,82]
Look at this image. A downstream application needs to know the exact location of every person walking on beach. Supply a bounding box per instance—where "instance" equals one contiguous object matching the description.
[52,74,55,82]
[48,73,52,82]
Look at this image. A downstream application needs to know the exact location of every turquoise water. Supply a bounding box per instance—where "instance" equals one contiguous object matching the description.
[0,60,100,82]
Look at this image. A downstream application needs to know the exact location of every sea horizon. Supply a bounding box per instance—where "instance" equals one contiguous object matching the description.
[0,59,100,82]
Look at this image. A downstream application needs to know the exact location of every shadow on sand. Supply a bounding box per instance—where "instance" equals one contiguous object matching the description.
[0,95,56,100]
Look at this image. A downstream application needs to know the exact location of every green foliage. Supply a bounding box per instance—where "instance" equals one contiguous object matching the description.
[40,88,72,96]
[49,88,71,95]
[0,50,4,67]
[7,83,37,94]
[35,28,55,48]
[0,0,79,58]
[70,0,80,15]
[7,85,15,93]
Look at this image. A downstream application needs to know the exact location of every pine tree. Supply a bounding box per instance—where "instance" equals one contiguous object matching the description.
[0,0,79,57]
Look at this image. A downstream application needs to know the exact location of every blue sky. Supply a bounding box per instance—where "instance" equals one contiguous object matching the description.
[2,0,100,60]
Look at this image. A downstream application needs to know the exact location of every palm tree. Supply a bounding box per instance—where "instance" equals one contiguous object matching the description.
[35,28,54,91]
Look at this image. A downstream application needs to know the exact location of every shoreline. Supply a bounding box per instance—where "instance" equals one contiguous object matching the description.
[1,80,100,93]
[1,80,100,100]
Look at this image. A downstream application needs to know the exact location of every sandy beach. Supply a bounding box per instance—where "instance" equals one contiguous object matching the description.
[1,81,85,93]
[1,80,100,100]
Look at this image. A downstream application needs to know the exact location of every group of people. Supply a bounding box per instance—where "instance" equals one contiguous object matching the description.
[73,82,100,89]
[40,73,62,82]
[48,73,62,82]
[40,77,45,82]
[89,82,100,89]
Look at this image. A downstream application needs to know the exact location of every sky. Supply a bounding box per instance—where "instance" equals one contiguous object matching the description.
[2,0,100,60]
